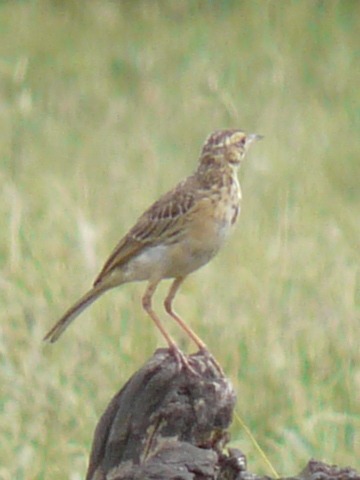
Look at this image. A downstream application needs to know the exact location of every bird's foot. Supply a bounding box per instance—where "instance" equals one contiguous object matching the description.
[197,347,225,376]
[169,345,225,377]
[169,344,200,376]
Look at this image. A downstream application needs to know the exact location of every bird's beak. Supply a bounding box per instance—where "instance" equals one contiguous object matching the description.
[247,133,264,145]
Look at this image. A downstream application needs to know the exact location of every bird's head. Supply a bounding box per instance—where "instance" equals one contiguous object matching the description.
[199,129,263,170]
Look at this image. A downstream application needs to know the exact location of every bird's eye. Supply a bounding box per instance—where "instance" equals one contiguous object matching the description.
[237,138,246,147]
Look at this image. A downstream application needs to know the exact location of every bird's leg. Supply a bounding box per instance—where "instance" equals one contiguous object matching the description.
[164,277,224,375]
[164,277,208,352]
[142,280,189,369]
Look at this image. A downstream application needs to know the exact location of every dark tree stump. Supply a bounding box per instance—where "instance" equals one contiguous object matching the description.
[85,349,360,480]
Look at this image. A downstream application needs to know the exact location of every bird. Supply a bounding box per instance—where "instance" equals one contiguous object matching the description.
[44,129,262,363]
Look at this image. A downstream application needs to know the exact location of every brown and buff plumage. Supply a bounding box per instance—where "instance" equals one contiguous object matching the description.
[44,129,262,361]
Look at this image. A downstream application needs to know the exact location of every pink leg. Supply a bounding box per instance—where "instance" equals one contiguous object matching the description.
[142,280,190,369]
[164,277,208,352]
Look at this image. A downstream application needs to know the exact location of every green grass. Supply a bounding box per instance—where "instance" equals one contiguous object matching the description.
[1,1,359,478]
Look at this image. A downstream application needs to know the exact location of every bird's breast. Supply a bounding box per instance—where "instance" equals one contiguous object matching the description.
[167,182,241,277]
[213,179,242,234]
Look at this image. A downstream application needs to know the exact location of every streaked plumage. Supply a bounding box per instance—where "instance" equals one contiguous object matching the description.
[44,129,262,360]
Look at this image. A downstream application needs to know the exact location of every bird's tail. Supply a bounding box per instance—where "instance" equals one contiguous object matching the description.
[43,283,109,343]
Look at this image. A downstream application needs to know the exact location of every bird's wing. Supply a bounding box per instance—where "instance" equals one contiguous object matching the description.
[93,176,200,286]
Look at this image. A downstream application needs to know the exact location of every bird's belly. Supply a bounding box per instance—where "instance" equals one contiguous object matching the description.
[166,238,220,277]
[122,238,221,282]
[162,218,233,278]
[160,195,241,278]
[122,245,173,282]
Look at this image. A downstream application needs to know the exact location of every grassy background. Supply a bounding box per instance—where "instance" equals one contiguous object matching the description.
[1,1,359,478]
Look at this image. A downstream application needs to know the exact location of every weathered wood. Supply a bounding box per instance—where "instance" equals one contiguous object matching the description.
[85,349,360,480]
[86,349,234,480]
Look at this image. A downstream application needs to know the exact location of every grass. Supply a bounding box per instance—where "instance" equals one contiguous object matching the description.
[1,1,359,478]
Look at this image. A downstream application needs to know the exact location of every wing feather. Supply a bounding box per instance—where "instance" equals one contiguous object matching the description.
[94,175,201,285]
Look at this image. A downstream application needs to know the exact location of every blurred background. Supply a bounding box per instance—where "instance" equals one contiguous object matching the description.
[1,1,359,478]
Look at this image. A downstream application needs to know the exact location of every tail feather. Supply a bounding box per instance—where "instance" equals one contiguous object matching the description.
[43,284,108,343]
